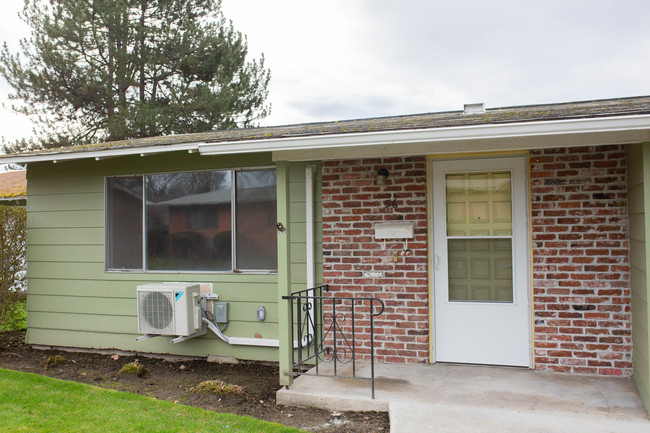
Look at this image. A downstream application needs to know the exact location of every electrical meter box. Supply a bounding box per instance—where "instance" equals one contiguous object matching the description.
[373,221,415,239]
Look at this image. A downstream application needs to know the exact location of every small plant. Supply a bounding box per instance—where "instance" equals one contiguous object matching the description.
[195,379,244,395]
[0,298,26,332]
[45,355,67,369]
[119,361,147,377]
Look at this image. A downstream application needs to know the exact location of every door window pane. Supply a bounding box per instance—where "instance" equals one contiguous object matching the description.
[448,238,513,302]
[106,176,143,269]
[446,171,513,302]
[446,172,512,236]
[235,170,277,270]
[146,171,232,271]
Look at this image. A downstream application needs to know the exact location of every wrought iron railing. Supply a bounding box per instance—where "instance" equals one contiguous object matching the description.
[282,284,385,398]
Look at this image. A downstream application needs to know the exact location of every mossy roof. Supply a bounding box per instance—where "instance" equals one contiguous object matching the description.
[4,95,650,158]
[0,170,26,198]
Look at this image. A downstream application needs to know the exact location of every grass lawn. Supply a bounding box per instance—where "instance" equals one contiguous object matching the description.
[0,368,304,433]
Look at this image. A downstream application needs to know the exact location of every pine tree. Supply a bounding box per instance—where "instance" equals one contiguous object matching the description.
[0,0,270,150]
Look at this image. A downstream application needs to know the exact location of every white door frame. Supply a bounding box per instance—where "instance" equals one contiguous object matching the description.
[429,155,532,367]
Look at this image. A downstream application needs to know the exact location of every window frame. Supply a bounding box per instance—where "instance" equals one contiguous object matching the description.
[104,166,277,274]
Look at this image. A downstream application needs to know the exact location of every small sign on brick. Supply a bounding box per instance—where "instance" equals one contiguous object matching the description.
[364,271,385,278]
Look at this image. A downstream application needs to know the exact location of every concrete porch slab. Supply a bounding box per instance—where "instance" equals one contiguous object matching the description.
[276,362,650,433]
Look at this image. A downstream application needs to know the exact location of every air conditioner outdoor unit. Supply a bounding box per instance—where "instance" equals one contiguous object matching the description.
[137,283,202,336]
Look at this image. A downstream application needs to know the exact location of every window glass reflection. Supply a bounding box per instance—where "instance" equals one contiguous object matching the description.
[236,170,277,270]
[146,171,232,271]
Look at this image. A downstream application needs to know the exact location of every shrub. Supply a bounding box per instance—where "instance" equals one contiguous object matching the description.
[45,355,67,369]
[119,361,147,377]
[0,297,26,332]
[211,230,232,263]
[195,379,244,395]
[0,206,26,331]
[146,227,169,259]
[170,231,205,258]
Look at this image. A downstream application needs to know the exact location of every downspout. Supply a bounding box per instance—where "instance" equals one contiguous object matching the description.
[306,165,315,290]
[305,165,316,345]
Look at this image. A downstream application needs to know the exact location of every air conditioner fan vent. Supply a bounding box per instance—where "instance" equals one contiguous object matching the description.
[140,291,173,331]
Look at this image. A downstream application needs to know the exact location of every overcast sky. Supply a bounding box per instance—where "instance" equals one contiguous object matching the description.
[1,0,649,143]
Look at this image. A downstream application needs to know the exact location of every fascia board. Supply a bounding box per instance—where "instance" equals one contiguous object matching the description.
[0,142,203,165]
[198,114,650,157]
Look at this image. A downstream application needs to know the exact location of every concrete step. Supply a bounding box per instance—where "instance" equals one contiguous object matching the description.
[277,363,650,433]
[390,401,650,433]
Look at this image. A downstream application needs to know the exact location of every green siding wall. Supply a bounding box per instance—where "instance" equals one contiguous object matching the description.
[628,143,650,412]
[275,162,323,384]
[288,163,323,292]
[25,151,321,362]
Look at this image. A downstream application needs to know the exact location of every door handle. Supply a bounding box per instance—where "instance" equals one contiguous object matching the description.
[435,255,440,271]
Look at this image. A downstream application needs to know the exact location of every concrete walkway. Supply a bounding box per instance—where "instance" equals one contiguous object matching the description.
[277,363,650,432]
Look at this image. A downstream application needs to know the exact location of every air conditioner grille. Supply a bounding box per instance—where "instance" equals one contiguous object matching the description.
[139,291,174,333]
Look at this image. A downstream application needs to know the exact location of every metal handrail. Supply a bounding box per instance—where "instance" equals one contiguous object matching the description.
[282,284,385,399]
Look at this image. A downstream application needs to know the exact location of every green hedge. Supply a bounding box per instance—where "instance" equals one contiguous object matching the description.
[0,205,26,331]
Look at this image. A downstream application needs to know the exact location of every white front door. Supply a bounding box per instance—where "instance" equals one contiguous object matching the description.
[432,156,531,367]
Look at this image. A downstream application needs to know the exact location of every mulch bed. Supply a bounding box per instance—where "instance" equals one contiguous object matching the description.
[0,330,388,432]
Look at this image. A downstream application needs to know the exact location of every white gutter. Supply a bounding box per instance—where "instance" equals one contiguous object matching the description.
[197,114,650,157]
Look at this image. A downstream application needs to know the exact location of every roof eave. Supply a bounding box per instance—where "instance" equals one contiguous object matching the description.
[2,113,650,165]
[199,114,650,161]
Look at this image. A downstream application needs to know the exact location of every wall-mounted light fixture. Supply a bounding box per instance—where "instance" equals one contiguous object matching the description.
[376,168,389,186]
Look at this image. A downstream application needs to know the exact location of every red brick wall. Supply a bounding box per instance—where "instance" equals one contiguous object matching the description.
[321,157,429,363]
[531,145,632,376]
[320,147,632,375]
